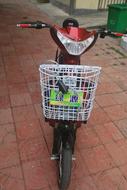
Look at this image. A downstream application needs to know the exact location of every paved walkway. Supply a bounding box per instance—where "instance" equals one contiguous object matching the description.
[0,0,127,190]
[31,0,108,27]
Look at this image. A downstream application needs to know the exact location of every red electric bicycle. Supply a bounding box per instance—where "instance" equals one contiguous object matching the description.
[17,18,124,190]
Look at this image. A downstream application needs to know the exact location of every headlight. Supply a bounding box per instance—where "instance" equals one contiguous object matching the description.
[57,31,95,55]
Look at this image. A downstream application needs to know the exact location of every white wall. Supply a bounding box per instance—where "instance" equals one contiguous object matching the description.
[75,0,99,10]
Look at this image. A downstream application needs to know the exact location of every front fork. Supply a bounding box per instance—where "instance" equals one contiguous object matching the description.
[52,123,77,155]
[52,52,80,155]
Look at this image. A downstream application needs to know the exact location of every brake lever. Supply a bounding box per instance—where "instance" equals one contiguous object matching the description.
[35,21,50,29]
[99,28,112,38]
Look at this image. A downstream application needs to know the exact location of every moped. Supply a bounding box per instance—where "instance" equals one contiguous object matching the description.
[17,18,123,190]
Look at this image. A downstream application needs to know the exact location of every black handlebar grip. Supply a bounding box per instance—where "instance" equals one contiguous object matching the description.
[17,21,50,29]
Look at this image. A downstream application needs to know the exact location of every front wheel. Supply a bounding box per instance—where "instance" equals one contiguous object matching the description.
[59,147,72,190]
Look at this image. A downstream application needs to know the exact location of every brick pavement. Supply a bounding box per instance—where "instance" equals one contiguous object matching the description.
[0,0,127,190]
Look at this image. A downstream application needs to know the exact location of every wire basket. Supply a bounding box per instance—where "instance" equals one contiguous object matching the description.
[39,63,101,121]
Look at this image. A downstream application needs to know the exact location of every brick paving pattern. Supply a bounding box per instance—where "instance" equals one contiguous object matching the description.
[0,0,127,190]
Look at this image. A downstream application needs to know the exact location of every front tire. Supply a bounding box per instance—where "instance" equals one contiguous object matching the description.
[59,147,72,190]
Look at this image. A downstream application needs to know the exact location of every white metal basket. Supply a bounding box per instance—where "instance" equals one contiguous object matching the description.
[39,62,101,121]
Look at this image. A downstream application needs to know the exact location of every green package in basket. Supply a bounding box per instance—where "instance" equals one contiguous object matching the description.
[50,89,83,107]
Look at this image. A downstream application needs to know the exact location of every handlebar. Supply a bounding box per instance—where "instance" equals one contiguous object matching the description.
[17,21,125,38]
[16,21,51,29]
[98,28,125,38]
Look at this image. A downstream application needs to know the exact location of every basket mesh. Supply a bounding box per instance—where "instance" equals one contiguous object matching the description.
[39,63,101,121]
